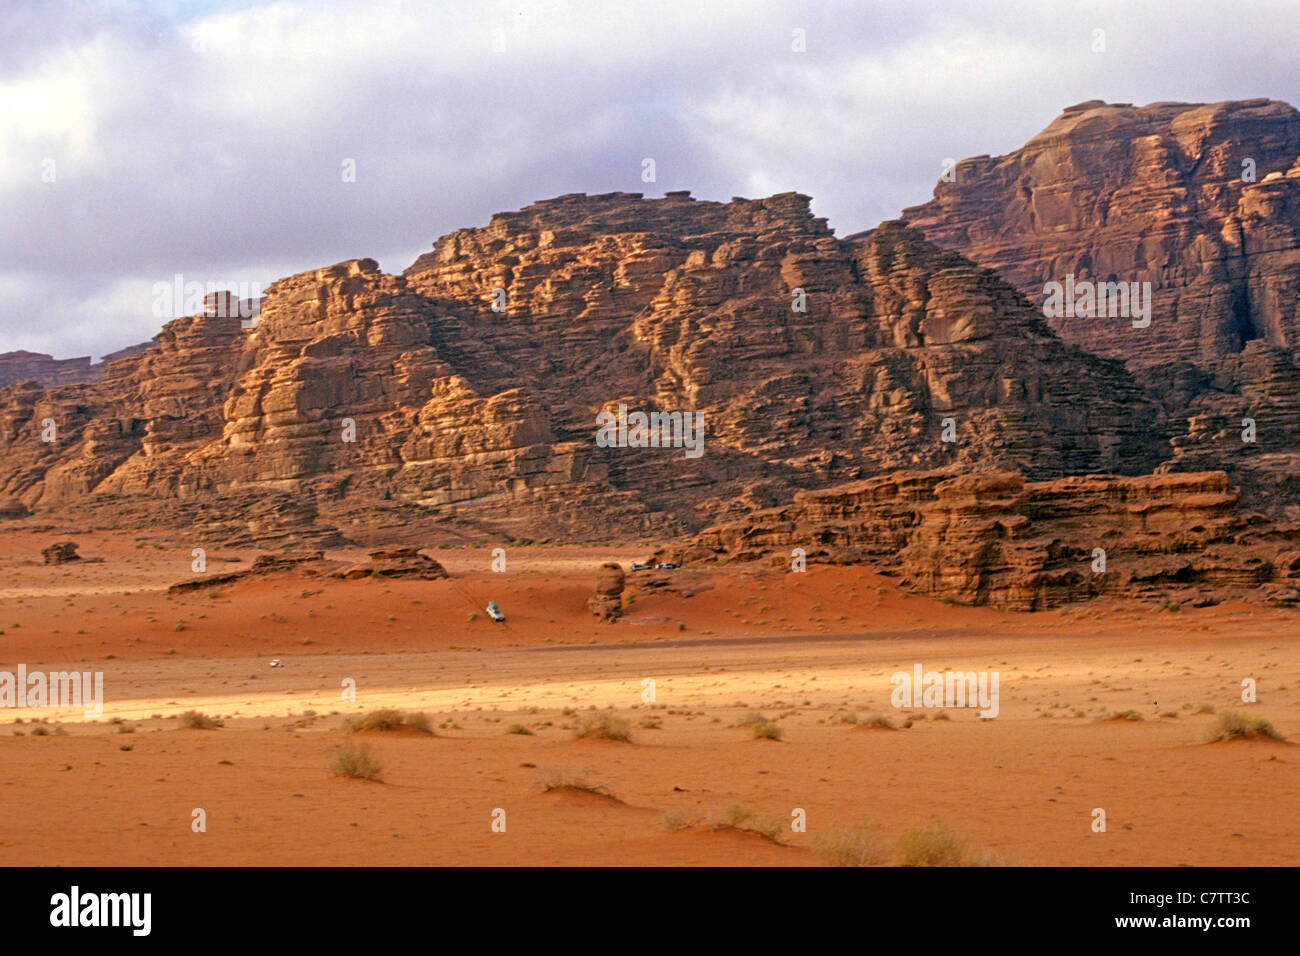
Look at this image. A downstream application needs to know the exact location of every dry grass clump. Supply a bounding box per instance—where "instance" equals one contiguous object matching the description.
[331,743,382,781]
[570,711,632,742]
[751,719,782,740]
[1103,709,1144,722]
[1207,711,1283,742]
[896,822,1015,866]
[664,804,785,843]
[344,709,434,734]
[720,805,785,843]
[537,770,617,799]
[899,823,970,866]
[179,710,223,729]
[813,825,886,866]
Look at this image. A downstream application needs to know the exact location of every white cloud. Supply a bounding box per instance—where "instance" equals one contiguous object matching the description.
[1,0,1298,358]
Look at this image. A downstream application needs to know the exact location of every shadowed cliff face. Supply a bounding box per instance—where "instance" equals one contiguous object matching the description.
[0,190,1166,543]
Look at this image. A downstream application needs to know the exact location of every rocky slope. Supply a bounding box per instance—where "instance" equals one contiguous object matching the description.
[0,192,1167,544]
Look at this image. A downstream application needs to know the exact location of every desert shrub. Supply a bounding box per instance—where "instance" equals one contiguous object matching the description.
[722,805,784,843]
[344,709,433,734]
[899,823,968,866]
[537,770,613,797]
[751,719,782,740]
[331,743,382,781]
[862,713,895,729]
[813,825,885,866]
[179,710,222,729]
[571,711,631,742]
[505,723,534,735]
[1106,710,1144,722]
[1208,711,1282,742]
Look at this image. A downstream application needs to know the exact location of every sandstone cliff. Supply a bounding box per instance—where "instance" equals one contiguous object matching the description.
[0,192,1167,544]
[901,99,1300,515]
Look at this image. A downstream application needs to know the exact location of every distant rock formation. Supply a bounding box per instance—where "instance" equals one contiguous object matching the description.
[0,351,98,388]
[902,98,1300,366]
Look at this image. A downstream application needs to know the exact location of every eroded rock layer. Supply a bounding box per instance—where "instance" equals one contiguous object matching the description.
[680,469,1300,609]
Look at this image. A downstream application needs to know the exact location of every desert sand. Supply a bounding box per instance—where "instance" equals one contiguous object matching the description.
[0,528,1295,866]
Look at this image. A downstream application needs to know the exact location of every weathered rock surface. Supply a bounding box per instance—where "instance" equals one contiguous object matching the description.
[588,561,626,619]
[0,192,1167,542]
[681,469,1300,610]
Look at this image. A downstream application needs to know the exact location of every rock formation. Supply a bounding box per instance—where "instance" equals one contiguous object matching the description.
[680,469,1300,609]
[0,192,1166,544]
[0,351,100,388]
[588,562,626,619]
[901,98,1300,366]
[41,541,81,564]
[334,547,450,580]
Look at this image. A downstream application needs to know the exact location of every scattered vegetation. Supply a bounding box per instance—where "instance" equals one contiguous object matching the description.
[505,723,535,736]
[751,719,782,740]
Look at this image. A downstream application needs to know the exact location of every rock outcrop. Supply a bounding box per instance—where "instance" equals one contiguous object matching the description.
[681,469,1300,610]
[0,192,1167,543]
[0,351,101,388]
[588,562,626,620]
[41,541,81,564]
[334,547,450,580]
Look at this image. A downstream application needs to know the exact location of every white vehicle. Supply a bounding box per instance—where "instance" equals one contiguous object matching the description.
[269,658,283,668]
[486,602,505,622]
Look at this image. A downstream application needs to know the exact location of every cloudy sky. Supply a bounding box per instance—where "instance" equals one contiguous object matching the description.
[4,0,1299,359]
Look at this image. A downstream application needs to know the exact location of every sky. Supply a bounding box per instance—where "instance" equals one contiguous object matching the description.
[4,0,1300,360]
